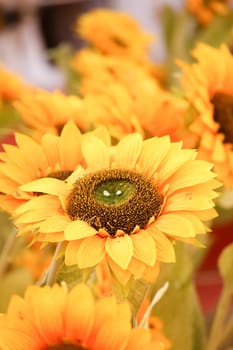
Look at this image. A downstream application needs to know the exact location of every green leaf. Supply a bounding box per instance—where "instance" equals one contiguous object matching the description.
[56,263,92,289]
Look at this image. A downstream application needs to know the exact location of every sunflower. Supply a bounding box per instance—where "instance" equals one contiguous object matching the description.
[14,132,220,284]
[179,43,233,188]
[0,120,108,213]
[71,49,187,142]
[13,90,90,140]
[76,8,154,62]
[71,48,161,96]
[0,283,169,350]
[0,65,32,102]
[186,0,229,25]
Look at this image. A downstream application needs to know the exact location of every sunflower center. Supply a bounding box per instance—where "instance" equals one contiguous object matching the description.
[66,169,163,236]
[212,92,233,143]
[48,344,87,350]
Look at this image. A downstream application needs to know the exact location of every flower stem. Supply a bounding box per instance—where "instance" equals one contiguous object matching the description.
[0,227,17,277]
[45,242,64,286]
[218,314,233,347]
[206,287,232,350]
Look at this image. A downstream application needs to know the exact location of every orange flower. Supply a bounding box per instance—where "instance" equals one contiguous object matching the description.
[14,132,220,284]
[0,120,108,213]
[76,8,154,62]
[0,65,32,102]
[186,0,229,25]
[0,283,167,350]
[71,49,187,142]
[14,90,90,140]
[179,43,233,188]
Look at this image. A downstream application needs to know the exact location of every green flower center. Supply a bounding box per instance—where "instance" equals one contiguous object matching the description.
[66,169,163,236]
[94,179,135,205]
[212,92,233,143]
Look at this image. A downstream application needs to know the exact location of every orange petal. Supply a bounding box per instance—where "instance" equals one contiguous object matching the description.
[138,136,170,177]
[64,220,97,240]
[107,256,131,285]
[125,328,151,350]
[19,178,68,196]
[39,215,70,233]
[65,240,83,265]
[131,231,156,266]
[41,134,60,168]
[105,235,133,269]
[64,284,95,343]
[147,226,175,262]
[154,213,196,237]
[30,285,66,345]
[59,121,82,170]
[77,235,105,268]
[115,133,142,168]
[82,136,109,170]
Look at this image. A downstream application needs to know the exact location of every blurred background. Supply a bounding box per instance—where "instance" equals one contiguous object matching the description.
[0,0,182,90]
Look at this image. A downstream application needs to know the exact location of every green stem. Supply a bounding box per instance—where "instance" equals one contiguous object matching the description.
[45,242,64,286]
[0,227,17,277]
[206,287,232,350]
[218,313,233,348]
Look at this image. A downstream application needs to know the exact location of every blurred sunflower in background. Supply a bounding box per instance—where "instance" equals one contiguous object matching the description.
[0,283,170,350]
[179,43,233,188]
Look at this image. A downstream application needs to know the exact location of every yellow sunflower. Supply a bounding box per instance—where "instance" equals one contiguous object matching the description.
[71,49,187,142]
[76,8,154,61]
[13,90,90,140]
[71,48,160,95]
[0,283,168,350]
[179,43,233,188]
[0,120,108,213]
[186,0,229,25]
[14,132,220,284]
[0,65,32,102]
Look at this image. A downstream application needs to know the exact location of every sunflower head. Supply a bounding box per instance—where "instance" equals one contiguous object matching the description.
[66,168,163,236]
[76,8,154,60]
[15,131,220,284]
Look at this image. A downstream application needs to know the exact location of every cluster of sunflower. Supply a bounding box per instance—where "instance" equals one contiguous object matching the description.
[0,5,233,350]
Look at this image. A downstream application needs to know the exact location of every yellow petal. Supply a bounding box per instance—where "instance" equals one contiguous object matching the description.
[115,133,142,168]
[39,215,71,233]
[155,213,196,237]
[131,231,156,266]
[20,178,68,196]
[65,284,95,343]
[138,136,170,177]
[59,120,82,170]
[147,226,175,262]
[41,134,60,167]
[77,235,106,268]
[65,240,83,265]
[31,285,65,345]
[105,235,133,269]
[107,256,131,285]
[64,220,97,240]
[82,136,109,170]
[167,160,216,193]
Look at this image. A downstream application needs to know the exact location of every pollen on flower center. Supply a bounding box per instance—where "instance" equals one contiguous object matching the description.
[212,92,233,143]
[66,169,163,236]
[48,344,88,350]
